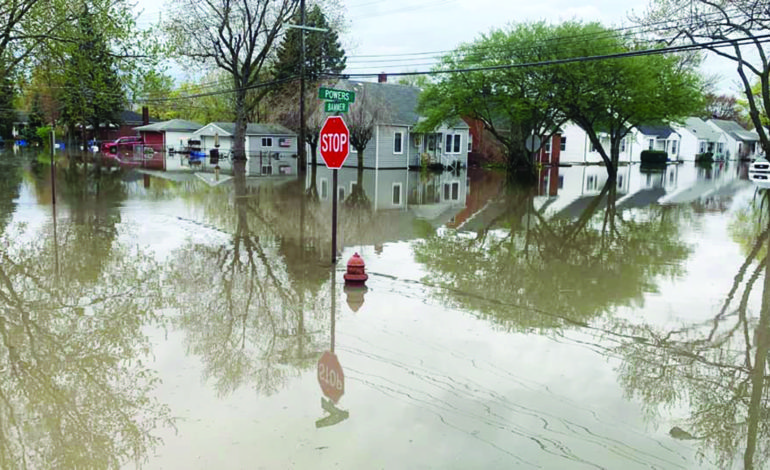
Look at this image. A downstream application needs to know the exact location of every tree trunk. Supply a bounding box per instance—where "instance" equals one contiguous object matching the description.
[356,146,365,169]
[310,140,317,166]
[232,87,248,161]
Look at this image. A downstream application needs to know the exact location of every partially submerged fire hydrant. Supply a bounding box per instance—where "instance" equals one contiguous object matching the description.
[343,253,368,285]
[343,253,368,312]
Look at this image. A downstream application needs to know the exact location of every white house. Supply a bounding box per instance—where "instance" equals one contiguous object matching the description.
[194,122,298,176]
[558,122,635,164]
[707,119,761,160]
[632,125,682,161]
[673,117,728,160]
[330,79,470,170]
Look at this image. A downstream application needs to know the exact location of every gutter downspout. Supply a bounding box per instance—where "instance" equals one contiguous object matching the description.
[374,125,380,211]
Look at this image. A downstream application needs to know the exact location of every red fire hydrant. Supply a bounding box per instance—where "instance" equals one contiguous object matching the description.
[343,253,368,285]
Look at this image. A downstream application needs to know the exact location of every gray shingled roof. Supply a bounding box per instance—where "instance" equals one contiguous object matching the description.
[333,80,468,128]
[203,122,296,136]
[134,119,203,132]
[638,124,676,139]
[709,119,759,141]
[682,117,722,141]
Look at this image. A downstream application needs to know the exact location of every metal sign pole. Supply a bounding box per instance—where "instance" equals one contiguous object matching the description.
[330,266,336,353]
[331,168,338,264]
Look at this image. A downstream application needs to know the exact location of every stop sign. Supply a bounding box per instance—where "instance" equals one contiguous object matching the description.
[319,116,350,169]
[317,350,344,404]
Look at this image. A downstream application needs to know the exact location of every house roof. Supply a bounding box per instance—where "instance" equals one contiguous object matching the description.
[196,122,296,136]
[134,119,203,132]
[333,80,469,129]
[709,119,759,142]
[681,117,722,142]
[637,124,676,139]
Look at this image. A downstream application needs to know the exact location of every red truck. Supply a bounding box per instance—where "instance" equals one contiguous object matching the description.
[101,135,144,154]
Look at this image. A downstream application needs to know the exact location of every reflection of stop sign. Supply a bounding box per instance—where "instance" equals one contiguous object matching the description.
[317,351,344,404]
[319,116,350,169]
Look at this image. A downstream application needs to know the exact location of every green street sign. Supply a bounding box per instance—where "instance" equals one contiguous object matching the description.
[318,87,355,104]
[324,101,349,113]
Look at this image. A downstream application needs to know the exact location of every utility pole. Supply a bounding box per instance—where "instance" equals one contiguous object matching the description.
[298,0,307,175]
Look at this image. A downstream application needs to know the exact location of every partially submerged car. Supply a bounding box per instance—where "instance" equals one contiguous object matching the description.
[101,135,144,154]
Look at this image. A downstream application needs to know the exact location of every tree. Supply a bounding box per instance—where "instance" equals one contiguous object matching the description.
[166,0,300,161]
[703,92,743,121]
[417,22,566,182]
[347,82,382,169]
[550,21,703,181]
[272,4,346,83]
[637,0,770,163]
[0,71,15,139]
[59,7,124,142]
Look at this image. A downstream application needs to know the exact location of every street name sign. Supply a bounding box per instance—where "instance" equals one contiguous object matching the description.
[318,87,356,104]
[324,101,349,113]
[319,116,350,169]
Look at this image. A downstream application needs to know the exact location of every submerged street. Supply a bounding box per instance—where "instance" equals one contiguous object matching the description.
[1,150,769,469]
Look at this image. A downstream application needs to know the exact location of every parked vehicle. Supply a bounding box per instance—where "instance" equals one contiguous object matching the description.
[749,157,770,188]
[101,135,144,154]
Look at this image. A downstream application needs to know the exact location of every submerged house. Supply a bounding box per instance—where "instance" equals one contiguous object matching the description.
[133,119,203,152]
[674,117,727,160]
[328,78,470,170]
[634,125,682,161]
[193,122,298,176]
[707,119,761,159]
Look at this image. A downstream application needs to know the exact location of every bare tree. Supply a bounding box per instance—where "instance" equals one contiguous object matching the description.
[346,82,385,169]
[166,0,299,161]
[638,0,770,156]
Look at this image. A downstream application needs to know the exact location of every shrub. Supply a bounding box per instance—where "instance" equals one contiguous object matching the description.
[640,150,668,165]
[695,152,714,163]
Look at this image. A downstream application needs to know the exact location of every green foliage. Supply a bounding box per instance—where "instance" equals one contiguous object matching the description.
[0,73,15,139]
[695,152,714,162]
[640,150,668,164]
[60,7,125,132]
[35,125,51,144]
[272,4,347,83]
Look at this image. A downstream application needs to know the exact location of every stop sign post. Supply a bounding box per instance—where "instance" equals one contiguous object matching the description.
[319,116,350,264]
[317,350,344,404]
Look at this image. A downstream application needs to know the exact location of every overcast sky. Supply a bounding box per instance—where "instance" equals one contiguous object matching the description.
[136,0,739,94]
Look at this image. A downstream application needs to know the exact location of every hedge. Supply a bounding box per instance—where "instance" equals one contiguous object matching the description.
[640,150,668,165]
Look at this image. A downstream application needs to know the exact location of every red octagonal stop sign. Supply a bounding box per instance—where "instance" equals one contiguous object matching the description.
[317,350,344,404]
[319,116,350,169]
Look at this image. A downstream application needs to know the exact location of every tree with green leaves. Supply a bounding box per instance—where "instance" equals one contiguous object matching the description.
[0,71,15,139]
[550,21,703,181]
[59,6,124,142]
[417,22,568,182]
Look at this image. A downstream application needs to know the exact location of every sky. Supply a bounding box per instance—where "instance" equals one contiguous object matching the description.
[135,0,739,94]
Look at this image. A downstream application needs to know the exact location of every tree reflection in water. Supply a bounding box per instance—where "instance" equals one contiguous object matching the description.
[612,190,770,469]
[0,164,172,468]
[169,163,331,397]
[413,181,691,330]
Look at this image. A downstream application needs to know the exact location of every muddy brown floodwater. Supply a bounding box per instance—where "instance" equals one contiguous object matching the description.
[0,149,768,469]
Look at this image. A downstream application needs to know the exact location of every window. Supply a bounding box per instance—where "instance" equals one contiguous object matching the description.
[699,141,707,153]
[671,140,677,154]
[451,182,459,200]
[394,131,403,154]
[320,179,328,199]
[338,186,345,201]
[558,175,564,189]
[468,134,473,152]
[444,183,450,200]
[591,142,597,152]
[618,174,623,189]
[620,138,626,152]
[445,134,461,153]
[392,183,402,205]
[262,137,273,147]
[648,139,654,150]
[586,175,597,191]
[261,165,272,175]
[560,136,567,151]
[717,143,724,154]
[427,134,437,151]
[544,140,551,156]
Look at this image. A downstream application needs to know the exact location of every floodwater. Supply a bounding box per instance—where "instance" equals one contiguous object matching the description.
[1,148,769,469]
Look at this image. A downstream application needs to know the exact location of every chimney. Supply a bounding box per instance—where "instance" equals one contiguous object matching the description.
[378,72,387,83]
[142,106,149,125]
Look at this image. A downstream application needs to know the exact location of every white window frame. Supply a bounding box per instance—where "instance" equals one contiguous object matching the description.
[392,183,402,206]
[445,133,462,154]
[453,134,461,153]
[451,182,459,201]
[394,131,403,154]
[671,140,678,154]
[620,138,626,152]
[560,136,567,151]
[262,137,273,147]
[648,139,654,150]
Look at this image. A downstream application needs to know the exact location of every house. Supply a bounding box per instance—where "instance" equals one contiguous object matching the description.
[557,122,636,164]
[707,119,761,160]
[85,110,157,143]
[674,117,727,160]
[330,78,470,170]
[633,125,682,161]
[133,119,203,152]
[193,122,298,176]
